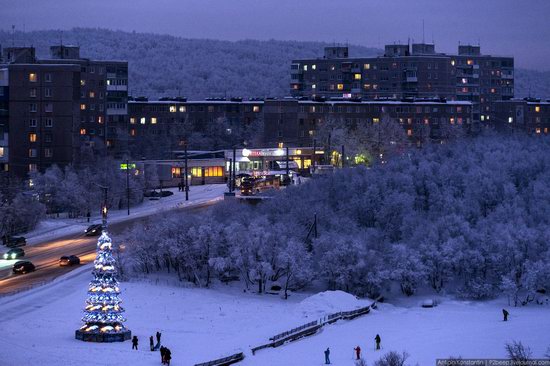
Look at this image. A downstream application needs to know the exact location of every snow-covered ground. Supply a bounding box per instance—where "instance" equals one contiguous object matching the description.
[1,268,549,366]
[22,184,226,245]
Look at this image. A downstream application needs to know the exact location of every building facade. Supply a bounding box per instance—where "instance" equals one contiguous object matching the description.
[290,44,513,123]
[493,98,550,135]
[0,45,129,177]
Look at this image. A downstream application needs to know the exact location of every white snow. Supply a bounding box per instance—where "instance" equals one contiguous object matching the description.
[1,268,549,366]
[295,290,368,318]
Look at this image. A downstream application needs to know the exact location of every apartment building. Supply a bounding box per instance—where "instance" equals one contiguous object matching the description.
[493,98,550,135]
[127,97,263,158]
[0,45,129,177]
[262,98,473,146]
[291,44,513,123]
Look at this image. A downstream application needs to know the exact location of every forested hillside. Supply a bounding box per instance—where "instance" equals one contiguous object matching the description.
[1,28,548,100]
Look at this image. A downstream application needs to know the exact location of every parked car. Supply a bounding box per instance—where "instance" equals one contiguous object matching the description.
[2,235,27,248]
[59,255,80,266]
[3,248,25,260]
[85,224,103,236]
[12,260,35,274]
[144,190,174,198]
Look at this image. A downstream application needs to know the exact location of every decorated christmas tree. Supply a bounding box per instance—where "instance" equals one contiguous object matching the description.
[75,202,131,342]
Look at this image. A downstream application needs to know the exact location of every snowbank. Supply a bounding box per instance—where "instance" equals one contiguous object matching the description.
[296,290,370,318]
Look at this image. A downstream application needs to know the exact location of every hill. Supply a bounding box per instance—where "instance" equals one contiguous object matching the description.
[0,28,548,100]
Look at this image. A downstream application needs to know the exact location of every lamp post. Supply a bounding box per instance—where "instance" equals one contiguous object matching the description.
[184,141,189,201]
[126,159,130,215]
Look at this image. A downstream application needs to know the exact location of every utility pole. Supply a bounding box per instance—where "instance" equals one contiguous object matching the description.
[341,145,345,168]
[232,146,237,192]
[312,138,316,174]
[97,184,108,231]
[126,159,130,215]
[228,158,233,193]
[184,141,189,201]
[285,146,290,182]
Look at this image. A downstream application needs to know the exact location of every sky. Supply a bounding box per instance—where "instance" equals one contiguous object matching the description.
[1,0,550,70]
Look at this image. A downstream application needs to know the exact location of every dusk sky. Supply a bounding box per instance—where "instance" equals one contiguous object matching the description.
[1,0,549,70]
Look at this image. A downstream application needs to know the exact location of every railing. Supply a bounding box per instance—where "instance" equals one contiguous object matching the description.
[194,352,245,366]
[269,320,318,342]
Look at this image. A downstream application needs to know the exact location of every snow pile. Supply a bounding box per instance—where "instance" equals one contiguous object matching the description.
[296,290,366,318]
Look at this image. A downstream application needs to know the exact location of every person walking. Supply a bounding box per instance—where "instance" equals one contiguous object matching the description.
[354,345,361,360]
[502,308,509,321]
[160,346,165,364]
[150,335,154,351]
[375,334,381,350]
[132,335,138,350]
[164,347,172,365]
[324,347,331,364]
[156,331,162,345]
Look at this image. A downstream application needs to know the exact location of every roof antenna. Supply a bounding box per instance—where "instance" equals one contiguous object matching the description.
[422,20,425,44]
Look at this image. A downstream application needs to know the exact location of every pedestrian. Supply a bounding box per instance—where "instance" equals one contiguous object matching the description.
[156,331,162,345]
[164,347,172,365]
[132,335,138,350]
[375,334,381,350]
[354,345,361,360]
[150,335,154,351]
[324,347,331,364]
[502,308,509,321]
[160,346,166,364]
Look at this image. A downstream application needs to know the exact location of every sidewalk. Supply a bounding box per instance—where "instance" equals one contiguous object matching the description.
[23,184,227,245]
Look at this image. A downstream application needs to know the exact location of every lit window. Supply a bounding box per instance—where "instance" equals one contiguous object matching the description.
[308,130,314,136]
[467,60,474,66]
[490,88,496,93]
[151,117,157,124]
[169,106,177,113]
[450,118,455,125]
[130,129,136,136]
[140,117,146,124]
[28,164,37,172]
[364,84,371,90]
[508,117,513,123]
[481,115,485,121]
[536,128,541,134]
[179,106,186,112]
[312,64,316,70]
[98,117,103,124]
[80,128,86,135]
[29,73,37,82]
[303,65,308,71]
[29,133,37,142]
[461,78,467,84]
[451,60,455,66]
[364,64,370,70]
[130,117,136,124]
[312,84,316,89]
[253,106,260,112]
[89,91,95,98]
[407,129,412,136]
[354,74,361,80]
[373,118,380,124]
[81,80,86,86]
[535,106,541,113]
[80,104,86,110]
[337,84,344,90]
[0,147,3,158]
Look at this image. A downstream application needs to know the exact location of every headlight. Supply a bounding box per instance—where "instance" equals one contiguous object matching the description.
[3,254,7,259]
[11,253,16,259]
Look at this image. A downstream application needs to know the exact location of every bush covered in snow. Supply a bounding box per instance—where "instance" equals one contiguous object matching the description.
[122,134,550,302]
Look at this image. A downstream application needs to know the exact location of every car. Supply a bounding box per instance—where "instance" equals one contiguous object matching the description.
[59,255,80,266]
[3,248,25,260]
[12,260,35,274]
[144,190,174,198]
[85,224,103,236]
[2,235,27,248]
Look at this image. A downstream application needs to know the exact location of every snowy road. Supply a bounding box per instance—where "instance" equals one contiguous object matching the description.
[0,197,221,296]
